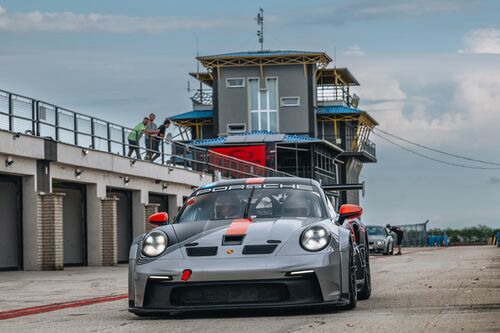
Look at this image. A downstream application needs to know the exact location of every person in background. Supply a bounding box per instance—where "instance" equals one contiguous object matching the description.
[386,224,404,255]
[145,113,159,160]
[127,117,149,159]
[151,118,171,162]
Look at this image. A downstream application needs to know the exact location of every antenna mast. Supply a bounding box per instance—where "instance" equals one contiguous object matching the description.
[256,8,264,51]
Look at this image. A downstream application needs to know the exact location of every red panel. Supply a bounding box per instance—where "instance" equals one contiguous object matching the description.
[210,145,266,166]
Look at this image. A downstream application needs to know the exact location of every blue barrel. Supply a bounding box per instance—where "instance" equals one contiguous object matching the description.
[497,232,500,247]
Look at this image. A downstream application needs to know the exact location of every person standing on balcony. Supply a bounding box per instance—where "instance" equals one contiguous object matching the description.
[151,118,171,162]
[127,117,151,159]
[145,113,160,160]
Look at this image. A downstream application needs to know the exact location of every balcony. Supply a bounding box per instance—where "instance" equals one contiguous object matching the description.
[316,86,358,108]
[320,134,376,162]
[190,89,213,106]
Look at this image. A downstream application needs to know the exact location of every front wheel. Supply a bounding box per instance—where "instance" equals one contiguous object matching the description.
[343,242,358,309]
[358,248,372,300]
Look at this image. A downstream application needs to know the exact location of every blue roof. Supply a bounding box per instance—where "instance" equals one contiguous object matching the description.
[191,130,320,146]
[170,109,213,120]
[316,105,363,115]
[198,50,327,58]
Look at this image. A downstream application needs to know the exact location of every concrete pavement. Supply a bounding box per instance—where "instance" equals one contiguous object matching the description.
[0,246,499,332]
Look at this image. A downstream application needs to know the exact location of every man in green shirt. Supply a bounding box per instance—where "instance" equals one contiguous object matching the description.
[127,117,150,159]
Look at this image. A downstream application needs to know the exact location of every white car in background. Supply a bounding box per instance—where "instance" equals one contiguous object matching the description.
[367,225,393,255]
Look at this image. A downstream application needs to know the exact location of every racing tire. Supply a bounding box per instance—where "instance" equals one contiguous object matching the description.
[357,242,372,300]
[343,242,358,310]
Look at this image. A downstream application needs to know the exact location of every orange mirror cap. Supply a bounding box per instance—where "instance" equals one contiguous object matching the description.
[149,212,168,226]
[339,204,363,217]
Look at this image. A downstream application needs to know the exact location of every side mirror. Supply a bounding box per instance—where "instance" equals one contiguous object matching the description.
[149,212,169,226]
[339,204,363,222]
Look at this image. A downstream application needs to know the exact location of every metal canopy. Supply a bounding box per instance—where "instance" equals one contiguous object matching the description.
[196,50,332,71]
[189,72,213,87]
[316,68,360,86]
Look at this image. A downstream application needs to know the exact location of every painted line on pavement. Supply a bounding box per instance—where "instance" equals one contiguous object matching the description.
[0,294,128,320]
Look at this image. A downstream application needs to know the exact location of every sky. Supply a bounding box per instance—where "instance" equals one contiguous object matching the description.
[0,0,499,228]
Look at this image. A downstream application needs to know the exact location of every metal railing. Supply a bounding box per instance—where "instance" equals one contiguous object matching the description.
[190,89,213,106]
[320,134,376,158]
[0,89,290,179]
[316,86,353,106]
[393,222,428,247]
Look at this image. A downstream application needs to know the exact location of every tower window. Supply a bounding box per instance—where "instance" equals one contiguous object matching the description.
[280,97,300,107]
[248,78,278,132]
[226,78,245,88]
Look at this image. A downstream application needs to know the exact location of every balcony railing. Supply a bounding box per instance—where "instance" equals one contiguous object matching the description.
[0,89,290,179]
[320,134,376,158]
[190,89,213,106]
[316,86,354,107]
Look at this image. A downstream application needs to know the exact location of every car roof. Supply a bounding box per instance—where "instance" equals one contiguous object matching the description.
[366,225,386,228]
[201,177,319,188]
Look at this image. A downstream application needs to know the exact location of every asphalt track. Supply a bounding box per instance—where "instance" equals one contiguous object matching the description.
[0,246,499,332]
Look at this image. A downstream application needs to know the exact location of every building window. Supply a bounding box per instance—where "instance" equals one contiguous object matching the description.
[280,96,300,107]
[226,78,245,88]
[227,123,246,134]
[249,78,278,132]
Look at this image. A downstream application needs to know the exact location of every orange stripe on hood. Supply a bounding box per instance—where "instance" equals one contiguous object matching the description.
[225,218,253,235]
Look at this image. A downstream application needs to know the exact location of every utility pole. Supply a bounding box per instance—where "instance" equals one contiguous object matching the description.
[256,8,264,51]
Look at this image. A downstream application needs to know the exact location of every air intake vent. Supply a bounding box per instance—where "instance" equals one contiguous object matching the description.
[242,244,278,255]
[186,246,218,257]
[222,235,245,246]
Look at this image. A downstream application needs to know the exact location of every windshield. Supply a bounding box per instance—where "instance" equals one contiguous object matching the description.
[367,227,386,236]
[176,184,326,223]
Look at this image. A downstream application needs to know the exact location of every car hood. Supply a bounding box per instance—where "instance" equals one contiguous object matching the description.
[170,217,324,246]
[368,235,387,242]
[153,217,330,259]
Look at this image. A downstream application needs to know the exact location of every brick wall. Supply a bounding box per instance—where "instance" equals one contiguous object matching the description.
[101,197,119,266]
[144,203,160,233]
[37,192,65,270]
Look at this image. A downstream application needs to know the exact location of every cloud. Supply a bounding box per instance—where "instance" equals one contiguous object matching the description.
[0,5,244,33]
[459,28,500,54]
[486,177,500,184]
[348,55,500,149]
[296,0,476,26]
[344,44,365,57]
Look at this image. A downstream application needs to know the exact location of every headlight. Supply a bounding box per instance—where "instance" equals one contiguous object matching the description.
[300,226,331,252]
[142,230,168,257]
[376,240,385,245]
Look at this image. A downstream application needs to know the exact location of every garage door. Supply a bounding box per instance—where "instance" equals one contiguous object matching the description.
[149,194,169,215]
[108,190,132,263]
[0,175,22,270]
[53,183,87,266]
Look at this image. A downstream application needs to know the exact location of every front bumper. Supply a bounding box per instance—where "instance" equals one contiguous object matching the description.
[129,252,349,312]
[369,243,387,253]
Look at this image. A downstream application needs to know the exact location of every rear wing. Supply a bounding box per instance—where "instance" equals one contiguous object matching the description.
[321,182,365,197]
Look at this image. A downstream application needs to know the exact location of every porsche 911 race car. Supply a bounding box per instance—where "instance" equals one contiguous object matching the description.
[128,177,371,316]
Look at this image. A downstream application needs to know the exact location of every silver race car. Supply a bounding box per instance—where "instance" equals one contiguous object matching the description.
[367,225,394,255]
[128,177,371,316]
